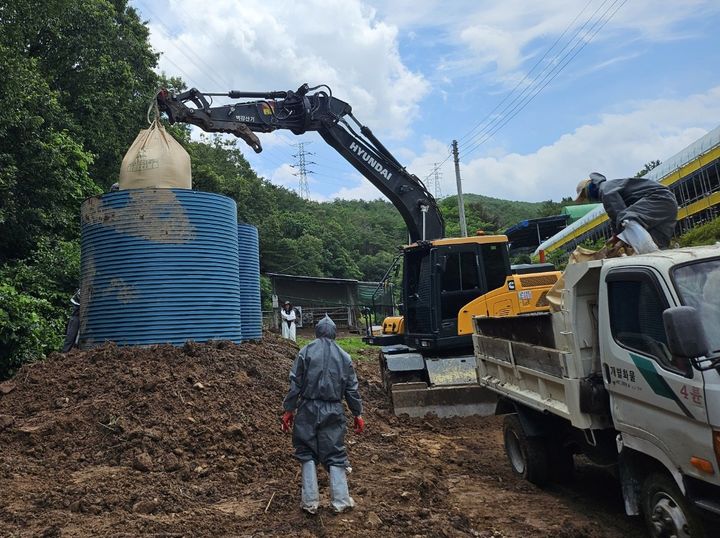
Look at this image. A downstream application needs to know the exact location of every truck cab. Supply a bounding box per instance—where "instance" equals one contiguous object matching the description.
[599,247,720,532]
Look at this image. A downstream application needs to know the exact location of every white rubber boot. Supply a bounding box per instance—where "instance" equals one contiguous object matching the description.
[301,460,320,514]
[329,465,355,513]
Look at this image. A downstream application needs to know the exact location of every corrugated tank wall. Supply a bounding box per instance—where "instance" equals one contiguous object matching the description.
[79,189,242,348]
[237,223,262,341]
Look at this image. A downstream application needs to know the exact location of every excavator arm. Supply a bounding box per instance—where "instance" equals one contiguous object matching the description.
[157,83,444,242]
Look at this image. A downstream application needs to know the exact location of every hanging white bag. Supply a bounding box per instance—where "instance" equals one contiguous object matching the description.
[119,119,192,190]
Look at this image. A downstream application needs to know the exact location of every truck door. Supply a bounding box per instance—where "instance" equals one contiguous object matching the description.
[600,267,710,474]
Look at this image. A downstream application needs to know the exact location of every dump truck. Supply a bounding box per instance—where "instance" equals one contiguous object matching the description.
[472,244,720,537]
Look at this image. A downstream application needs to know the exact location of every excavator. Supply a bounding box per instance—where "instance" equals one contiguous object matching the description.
[157,83,560,416]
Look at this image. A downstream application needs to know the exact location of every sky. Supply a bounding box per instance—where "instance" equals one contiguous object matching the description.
[133,0,720,204]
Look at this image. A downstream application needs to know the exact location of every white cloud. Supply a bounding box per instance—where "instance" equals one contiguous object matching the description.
[324,177,385,201]
[368,0,720,79]
[443,86,720,202]
[143,0,429,138]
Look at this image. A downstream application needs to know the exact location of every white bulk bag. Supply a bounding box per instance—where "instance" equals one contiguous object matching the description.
[119,119,191,190]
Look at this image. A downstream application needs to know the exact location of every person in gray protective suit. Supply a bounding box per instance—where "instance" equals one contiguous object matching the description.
[280,315,365,515]
[575,172,678,249]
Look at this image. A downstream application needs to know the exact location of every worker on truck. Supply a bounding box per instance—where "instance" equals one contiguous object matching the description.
[281,315,365,514]
[575,172,678,250]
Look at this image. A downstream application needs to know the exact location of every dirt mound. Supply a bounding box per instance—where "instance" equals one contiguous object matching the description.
[0,335,643,537]
[0,335,305,535]
[0,335,446,537]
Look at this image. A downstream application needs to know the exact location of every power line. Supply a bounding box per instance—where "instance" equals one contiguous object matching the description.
[136,1,230,90]
[455,0,596,149]
[155,54,198,90]
[461,0,627,160]
[425,2,607,180]
[458,0,615,154]
[307,171,357,188]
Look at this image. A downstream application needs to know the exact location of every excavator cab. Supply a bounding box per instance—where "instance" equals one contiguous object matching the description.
[403,236,511,353]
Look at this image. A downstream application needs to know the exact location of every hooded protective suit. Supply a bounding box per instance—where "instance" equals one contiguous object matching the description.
[584,173,678,248]
[282,315,363,467]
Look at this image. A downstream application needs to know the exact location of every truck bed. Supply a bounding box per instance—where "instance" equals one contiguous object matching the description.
[472,331,611,430]
[472,260,613,431]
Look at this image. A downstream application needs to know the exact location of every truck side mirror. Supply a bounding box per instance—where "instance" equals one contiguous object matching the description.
[663,306,710,360]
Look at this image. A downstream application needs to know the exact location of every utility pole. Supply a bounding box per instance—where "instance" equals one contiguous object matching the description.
[290,142,314,200]
[432,162,443,200]
[451,140,468,237]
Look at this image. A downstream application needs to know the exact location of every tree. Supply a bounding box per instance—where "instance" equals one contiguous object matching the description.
[538,200,563,217]
[442,200,500,236]
[357,251,398,282]
[635,160,661,178]
[0,0,162,258]
[1,0,160,187]
[0,283,63,379]
[0,0,160,376]
[0,45,100,262]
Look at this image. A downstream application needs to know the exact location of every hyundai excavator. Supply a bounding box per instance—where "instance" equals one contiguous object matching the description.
[157,83,560,416]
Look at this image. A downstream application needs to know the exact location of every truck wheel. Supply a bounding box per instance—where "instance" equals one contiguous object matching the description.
[641,472,705,538]
[503,414,549,486]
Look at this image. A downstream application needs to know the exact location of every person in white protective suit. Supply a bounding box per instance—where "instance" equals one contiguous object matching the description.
[281,301,297,342]
[280,315,365,514]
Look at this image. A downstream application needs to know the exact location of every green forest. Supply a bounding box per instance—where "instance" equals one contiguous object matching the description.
[0,0,667,378]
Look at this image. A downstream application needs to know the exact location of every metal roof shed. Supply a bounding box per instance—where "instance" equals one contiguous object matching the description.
[504,214,570,253]
[267,273,360,330]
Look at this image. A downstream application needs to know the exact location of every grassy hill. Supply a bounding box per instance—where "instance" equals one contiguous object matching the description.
[439,194,559,236]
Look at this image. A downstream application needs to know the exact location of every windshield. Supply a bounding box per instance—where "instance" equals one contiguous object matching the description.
[673,258,720,353]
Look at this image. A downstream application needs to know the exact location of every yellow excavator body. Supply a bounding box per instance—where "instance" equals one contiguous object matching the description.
[377,234,561,417]
[380,271,560,338]
[382,315,404,335]
[457,270,561,335]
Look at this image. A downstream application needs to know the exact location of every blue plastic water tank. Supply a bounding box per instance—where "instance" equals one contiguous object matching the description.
[79,189,242,347]
[237,223,262,341]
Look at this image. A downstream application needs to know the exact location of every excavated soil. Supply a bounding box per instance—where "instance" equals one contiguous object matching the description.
[0,334,645,537]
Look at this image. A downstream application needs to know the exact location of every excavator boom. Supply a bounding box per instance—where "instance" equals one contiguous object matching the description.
[157,84,444,243]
